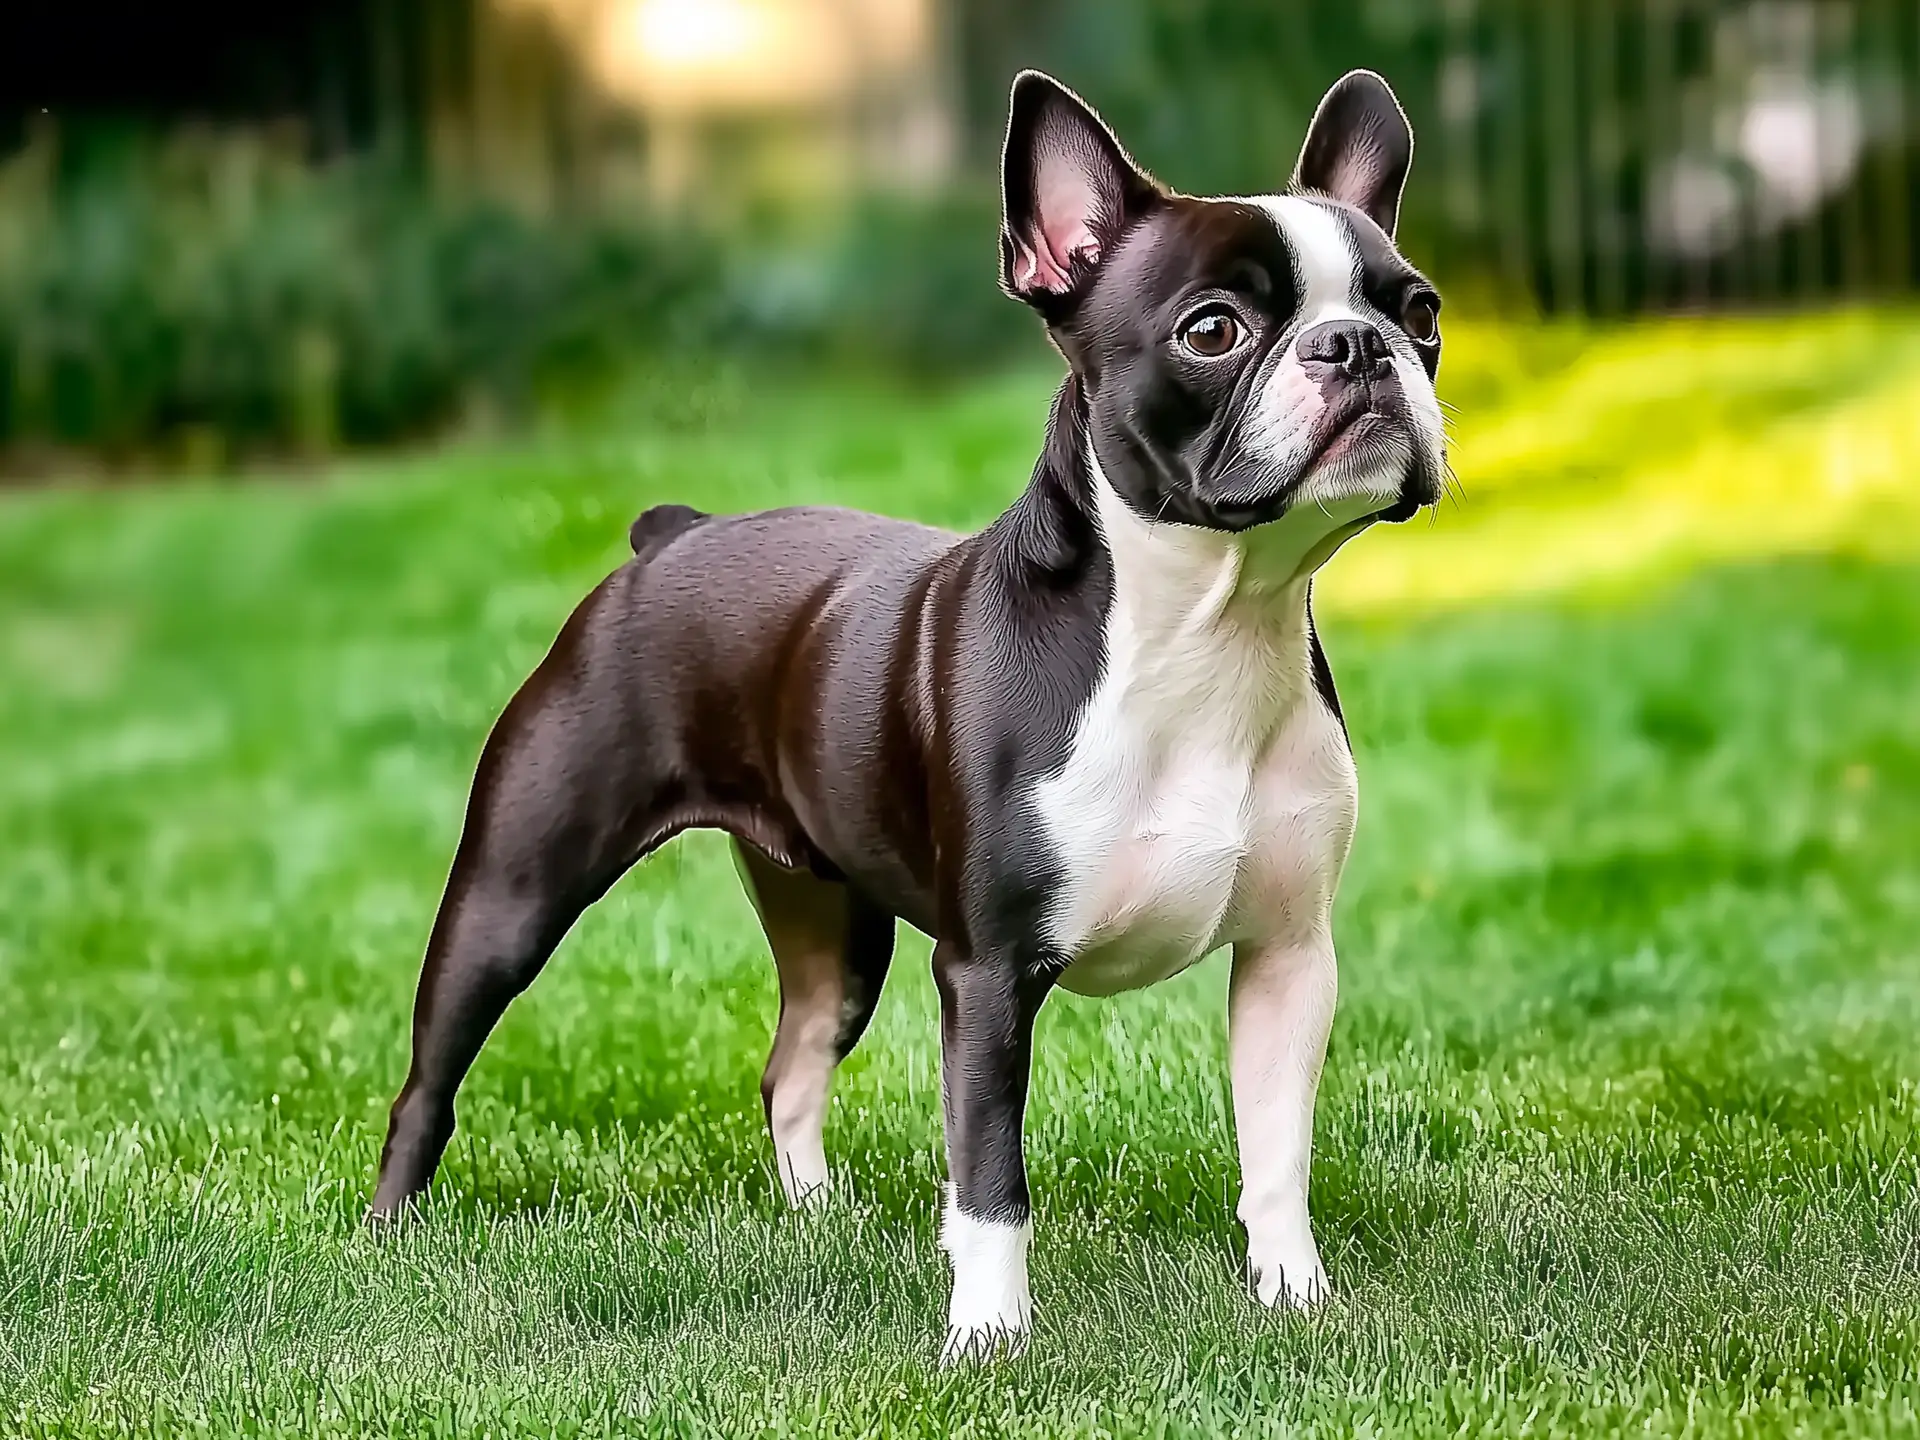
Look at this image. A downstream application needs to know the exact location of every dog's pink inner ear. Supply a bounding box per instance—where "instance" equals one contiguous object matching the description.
[1014,154,1103,294]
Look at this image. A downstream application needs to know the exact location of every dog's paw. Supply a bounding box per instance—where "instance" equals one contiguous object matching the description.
[363,1196,421,1232]
[1250,1250,1330,1310]
[938,1191,1033,1364]
[780,1173,832,1210]
[939,1319,1030,1366]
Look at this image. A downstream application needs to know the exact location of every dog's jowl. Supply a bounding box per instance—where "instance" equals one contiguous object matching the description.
[370,68,1447,1360]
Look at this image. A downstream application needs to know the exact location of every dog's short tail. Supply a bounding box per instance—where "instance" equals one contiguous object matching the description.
[629,503,709,561]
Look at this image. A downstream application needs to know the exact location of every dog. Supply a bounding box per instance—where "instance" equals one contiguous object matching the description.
[369,68,1446,1361]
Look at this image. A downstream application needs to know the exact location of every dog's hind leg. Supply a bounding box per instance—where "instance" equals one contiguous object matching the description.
[370,589,668,1221]
[732,842,895,1204]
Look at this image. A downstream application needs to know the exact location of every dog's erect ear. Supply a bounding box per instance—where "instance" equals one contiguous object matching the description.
[1292,70,1414,237]
[1000,71,1159,306]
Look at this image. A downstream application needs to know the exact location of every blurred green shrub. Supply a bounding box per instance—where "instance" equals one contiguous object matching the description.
[0,133,1043,470]
[0,131,723,467]
[729,190,1043,378]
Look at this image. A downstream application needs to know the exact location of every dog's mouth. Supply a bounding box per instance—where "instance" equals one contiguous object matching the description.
[1204,409,1428,532]
[1297,397,1443,524]
[1309,409,1393,469]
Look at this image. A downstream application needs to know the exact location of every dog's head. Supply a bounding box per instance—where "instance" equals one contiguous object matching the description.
[1001,70,1445,538]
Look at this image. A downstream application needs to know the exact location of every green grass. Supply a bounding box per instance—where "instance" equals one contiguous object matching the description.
[4,316,1920,1437]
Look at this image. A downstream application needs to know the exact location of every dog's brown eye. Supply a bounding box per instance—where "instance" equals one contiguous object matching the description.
[1402,295,1440,345]
[1180,311,1241,358]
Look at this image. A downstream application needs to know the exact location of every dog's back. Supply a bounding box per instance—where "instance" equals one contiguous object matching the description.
[614,503,955,706]
[602,504,960,897]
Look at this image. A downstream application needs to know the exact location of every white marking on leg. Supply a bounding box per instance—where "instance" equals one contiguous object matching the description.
[733,840,845,1207]
[1230,933,1339,1309]
[939,1185,1033,1362]
[768,1019,836,1206]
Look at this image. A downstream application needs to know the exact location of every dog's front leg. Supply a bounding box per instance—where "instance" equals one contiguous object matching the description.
[1229,932,1337,1309]
[933,944,1051,1362]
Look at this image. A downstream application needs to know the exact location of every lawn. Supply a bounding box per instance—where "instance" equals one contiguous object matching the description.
[3,312,1920,1438]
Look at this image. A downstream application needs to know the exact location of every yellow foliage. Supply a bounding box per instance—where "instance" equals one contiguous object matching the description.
[1323,309,1920,614]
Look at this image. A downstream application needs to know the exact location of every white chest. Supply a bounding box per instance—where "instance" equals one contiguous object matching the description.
[1029,456,1372,998]
[1036,614,1358,1000]
[1035,669,1355,996]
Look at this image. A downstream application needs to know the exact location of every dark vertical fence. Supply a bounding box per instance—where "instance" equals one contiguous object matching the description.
[1426,0,1920,313]
[995,0,1920,315]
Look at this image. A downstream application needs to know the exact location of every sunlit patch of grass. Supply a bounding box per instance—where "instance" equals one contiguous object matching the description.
[3,313,1919,1435]
[1326,308,1920,614]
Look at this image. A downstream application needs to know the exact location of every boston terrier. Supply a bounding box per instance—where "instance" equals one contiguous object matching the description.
[370,68,1446,1361]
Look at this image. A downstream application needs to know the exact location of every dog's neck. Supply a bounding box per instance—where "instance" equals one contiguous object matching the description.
[987,376,1371,741]
[991,376,1105,587]
[1087,451,1373,630]
[998,375,1373,632]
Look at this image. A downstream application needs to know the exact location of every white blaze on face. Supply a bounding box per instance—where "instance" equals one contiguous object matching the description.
[1234,195,1447,505]
[1259,195,1373,328]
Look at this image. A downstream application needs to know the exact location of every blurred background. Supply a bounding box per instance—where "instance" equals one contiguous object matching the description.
[5,14,1920,1427]
[2,0,1917,470]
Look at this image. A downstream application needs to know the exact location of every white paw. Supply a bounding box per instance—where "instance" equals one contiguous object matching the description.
[939,1188,1033,1364]
[939,1318,1030,1366]
[775,1143,830,1208]
[1250,1247,1330,1309]
[780,1170,830,1209]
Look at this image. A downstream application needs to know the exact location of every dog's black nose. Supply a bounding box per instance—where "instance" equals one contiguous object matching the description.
[1297,320,1392,381]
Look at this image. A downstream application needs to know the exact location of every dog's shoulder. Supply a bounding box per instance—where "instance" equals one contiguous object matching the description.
[628,503,711,561]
